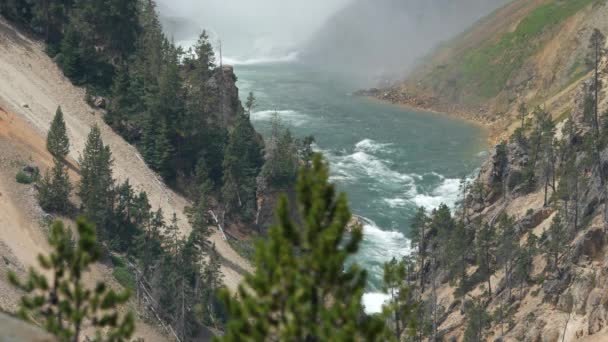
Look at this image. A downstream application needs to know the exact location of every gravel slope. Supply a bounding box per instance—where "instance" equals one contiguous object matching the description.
[0,17,251,291]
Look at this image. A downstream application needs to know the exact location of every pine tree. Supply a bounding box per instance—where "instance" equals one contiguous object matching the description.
[514,232,537,294]
[586,29,606,144]
[262,114,299,186]
[409,206,428,291]
[47,106,70,159]
[105,63,133,136]
[383,257,416,340]
[222,114,264,219]
[79,125,114,236]
[38,158,72,214]
[218,155,390,341]
[463,298,491,342]
[497,214,518,302]
[135,208,165,274]
[449,221,469,293]
[9,218,134,341]
[476,223,496,298]
[165,213,181,257]
[245,92,256,117]
[201,243,224,327]
[542,214,568,274]
[492,141,508,196]
[186,187,211,247]
[59,21,82,81]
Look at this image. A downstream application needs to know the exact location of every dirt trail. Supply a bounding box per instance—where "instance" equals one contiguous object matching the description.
[0,17,250,290]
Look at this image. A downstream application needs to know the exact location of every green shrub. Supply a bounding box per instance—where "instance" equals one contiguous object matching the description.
[15,170,36,184]
[111,254,127,268]
[113,266,135,292]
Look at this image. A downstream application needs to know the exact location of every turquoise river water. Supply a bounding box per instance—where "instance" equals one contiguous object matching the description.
[234,62,487,312]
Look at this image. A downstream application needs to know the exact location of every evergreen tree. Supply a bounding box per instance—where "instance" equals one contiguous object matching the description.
[492,141,508,195]
[135,208,165,274]
[542,214,567,274]
[428,204,454,268]
[47,106,70,159]
[218,155,390,341]
[463,298,490,342]
[586,29,607,142]
[514,232,537,294]
[38,158,72,214]
[111,180,142,252]
[105,63,134,137]
[222,114,264,220]
[201,243,224,328]
[409,206,428,291]
[449,221,469,293]
[9,218,134,341]
[262,114,299,186]
[475,223,495,298]
[58,21,83,81]
[186,187,211,248]
[245,92,256,117]
[383,257,416,340]
[496,214,518,302]
[78,125,114,236]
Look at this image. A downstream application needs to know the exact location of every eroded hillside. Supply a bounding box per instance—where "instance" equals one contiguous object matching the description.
[363,0,608,141]
[0,15,256,340]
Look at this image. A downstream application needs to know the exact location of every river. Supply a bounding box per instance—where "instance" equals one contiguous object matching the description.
[233,61,487,312]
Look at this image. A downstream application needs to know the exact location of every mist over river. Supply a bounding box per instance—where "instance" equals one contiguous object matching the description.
[232,62,487,312]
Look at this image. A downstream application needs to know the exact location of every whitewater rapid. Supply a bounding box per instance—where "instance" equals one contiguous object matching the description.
[253,107,472,313]
[234,62,486,315]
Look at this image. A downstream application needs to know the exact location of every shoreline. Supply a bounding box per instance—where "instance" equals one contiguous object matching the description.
[358,94,503,146]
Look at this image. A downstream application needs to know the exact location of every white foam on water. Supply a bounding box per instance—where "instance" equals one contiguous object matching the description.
[412,177,462,210]
[251,109,311,127]
[383,197,408,208]
[354,139,393,153]
[329,151,415,185]
[360,217,411,266]
[362,292,390,314]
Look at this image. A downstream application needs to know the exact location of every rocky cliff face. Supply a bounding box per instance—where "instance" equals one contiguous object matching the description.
[424,76,608,341]
[387,2,608,339]
[207,65,244,129]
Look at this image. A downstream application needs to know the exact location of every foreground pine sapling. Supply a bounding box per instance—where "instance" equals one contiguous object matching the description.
[9,218,134,341]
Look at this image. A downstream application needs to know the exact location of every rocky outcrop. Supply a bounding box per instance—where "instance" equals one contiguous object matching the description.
[573,227,605,262]
[207,65,244,129]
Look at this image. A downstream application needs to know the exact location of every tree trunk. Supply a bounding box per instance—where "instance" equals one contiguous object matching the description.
[486,260,492,298]
[544,173,549,207]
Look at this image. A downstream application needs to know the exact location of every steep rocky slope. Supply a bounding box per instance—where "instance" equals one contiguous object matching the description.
[0,16,258,340]
[426,79,608,341]
[0,107,168,341]
[0,17,251,291]
[363,0,608,140]
[375,1,608,340]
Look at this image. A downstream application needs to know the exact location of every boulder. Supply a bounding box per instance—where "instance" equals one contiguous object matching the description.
[573,227,605,261]
[347,215,366,232]
[543,272,571,304]
[91,96,107,109]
